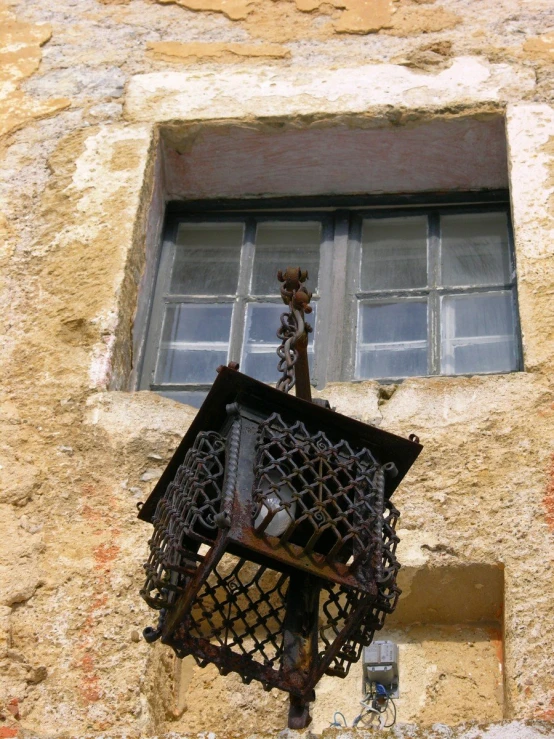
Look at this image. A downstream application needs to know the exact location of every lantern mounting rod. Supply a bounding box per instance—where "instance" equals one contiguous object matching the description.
[276,267,313,402]
[276,267,318,729]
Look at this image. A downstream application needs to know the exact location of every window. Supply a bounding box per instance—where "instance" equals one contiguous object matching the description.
[139,196,521,405]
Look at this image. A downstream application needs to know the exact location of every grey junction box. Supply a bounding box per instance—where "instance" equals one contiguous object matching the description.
[363,641,400,698]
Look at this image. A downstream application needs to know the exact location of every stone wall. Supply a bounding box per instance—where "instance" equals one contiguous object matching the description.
[1,0,554,737]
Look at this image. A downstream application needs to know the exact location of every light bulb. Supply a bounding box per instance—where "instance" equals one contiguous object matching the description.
[254,471,296,537]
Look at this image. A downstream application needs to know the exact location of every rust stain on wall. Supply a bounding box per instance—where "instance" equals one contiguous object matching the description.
[0,3,70,141]
[74,481,122,716]
[536,695,554,721]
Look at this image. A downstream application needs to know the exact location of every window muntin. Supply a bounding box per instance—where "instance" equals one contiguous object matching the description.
[140,199,520,403]
[351,208,519,380]
[360,216,428,290]
[441,291,517,375]
[141,215,324,405]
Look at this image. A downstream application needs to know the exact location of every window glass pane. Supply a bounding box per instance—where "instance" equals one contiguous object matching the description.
[356,301,428,379]
[242,351,282,384]
[441,291,517,375]
[170,223,243,295]
[445,340,516,376]
[160,303,233,343]
[156,303,232,384]
[242,302,317,383]
[357,347,428,379]
[441,212,511,287]
[359,301,427,344]
[157,349,228,385]
[361,217,427,290]
[252,222,321,295]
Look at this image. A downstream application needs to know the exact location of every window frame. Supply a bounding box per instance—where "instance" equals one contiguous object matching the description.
[137,190,521,396]
[342,202,521,381]
[139,211,335,394]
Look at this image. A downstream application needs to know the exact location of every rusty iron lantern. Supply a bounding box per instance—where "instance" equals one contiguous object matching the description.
[138,268,422,728]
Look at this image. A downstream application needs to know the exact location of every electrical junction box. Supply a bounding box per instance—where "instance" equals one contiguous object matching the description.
[362,641,399,698]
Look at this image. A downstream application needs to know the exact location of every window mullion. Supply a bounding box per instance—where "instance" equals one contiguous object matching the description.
[229,218,256,366]
[326,211,354,381]
[310,216,335,386]
[428,213,441,375]
[139,224,178,390]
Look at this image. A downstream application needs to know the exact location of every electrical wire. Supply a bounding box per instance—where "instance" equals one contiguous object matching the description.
[383,696,397,728]
[329,711,348,728]
[350,683,397,729]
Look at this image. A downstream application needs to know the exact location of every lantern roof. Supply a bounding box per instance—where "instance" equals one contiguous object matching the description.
[138,366,422,524]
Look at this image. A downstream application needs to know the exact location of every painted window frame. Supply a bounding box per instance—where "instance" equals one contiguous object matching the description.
[137,190,522,398]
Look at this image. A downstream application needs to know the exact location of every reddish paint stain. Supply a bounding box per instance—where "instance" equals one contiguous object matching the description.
[544,452,554,531]
[486,626,504,668]
[76,482,122,709]
[536,695,554,720]
[81,505,103,522]
[0,728,19,738]
[7,700,19,721]
[93,542,120,567]
[79,654,101,702]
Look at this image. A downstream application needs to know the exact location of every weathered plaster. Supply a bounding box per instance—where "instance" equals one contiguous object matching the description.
[393,39,453,70]
[156,0,252,22]
[1,0,554,736]
[333,0,394,35]
[506,104,554,372]
[523,33,554,63]
[152,0,397,36]
[0,3,69,140]
[148,0,461,39]
[125,58,535,123]
[383,3,460,36]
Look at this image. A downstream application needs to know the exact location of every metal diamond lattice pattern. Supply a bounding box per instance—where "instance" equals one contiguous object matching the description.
[186,557,289,670]
[141,430,226,610]
[252,413,386,567]
[139,408,403,701]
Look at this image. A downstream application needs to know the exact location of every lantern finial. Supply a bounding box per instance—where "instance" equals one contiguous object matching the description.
[276,266,313,401]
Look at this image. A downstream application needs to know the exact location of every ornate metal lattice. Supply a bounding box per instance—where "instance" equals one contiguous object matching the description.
[141,430,226,610]
[252,413,395,576]
[181,557,289,673]
[140,402,403,680]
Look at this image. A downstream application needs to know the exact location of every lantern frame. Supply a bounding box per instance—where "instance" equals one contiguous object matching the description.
[138,367,421,725]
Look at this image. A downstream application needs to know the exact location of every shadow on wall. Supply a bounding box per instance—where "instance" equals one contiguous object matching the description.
[145,563,505,733]
[313,563,505,730]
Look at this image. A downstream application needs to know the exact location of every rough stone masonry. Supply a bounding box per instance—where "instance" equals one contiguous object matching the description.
[1,0,554,737]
